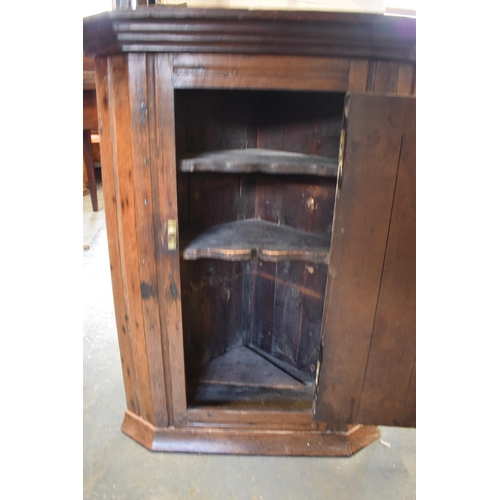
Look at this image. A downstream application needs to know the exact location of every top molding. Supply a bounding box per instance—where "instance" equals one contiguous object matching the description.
[83,7,416,61]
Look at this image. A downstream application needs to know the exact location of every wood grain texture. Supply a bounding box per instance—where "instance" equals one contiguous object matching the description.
[397,63,416,95]
[108,54,155,424]
[314,94,411,425]
[180,259,246,371]
[94,56,140,416]
[348,59,369,92]
[180,149,337,177]
[121,410,380,456]
[87,8,417,453]
[198,346,304,389]
[83,9,415,62]
[83,130,98,212]
[185,408,325,431]
[128,53,168,426]
[173,54,350,91]
[83,90,99,131]
[148,53,187,425]
[183,219,331,263]
[356,99,415,426]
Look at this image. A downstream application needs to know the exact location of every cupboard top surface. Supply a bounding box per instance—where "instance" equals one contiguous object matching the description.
[83,8,415,61]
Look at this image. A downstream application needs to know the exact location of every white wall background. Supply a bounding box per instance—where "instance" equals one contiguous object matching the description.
[83,0,416,17]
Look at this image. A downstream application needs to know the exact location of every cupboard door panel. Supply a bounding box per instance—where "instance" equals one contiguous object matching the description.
[357,98,416,426]
[314,94,415,427]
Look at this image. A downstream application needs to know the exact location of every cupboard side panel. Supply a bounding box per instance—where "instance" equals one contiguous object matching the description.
[149,53,187,425]
[94,56,140,416]
[108,55,155,424]
[357,99,416,426]
[128,53,169,427]
[314,94,409,425]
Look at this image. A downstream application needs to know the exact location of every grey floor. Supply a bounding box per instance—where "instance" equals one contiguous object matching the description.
[83,180,416,500]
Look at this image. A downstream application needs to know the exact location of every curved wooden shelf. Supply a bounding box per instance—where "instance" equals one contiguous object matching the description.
[182,219,330,263]
[179,149,338,177]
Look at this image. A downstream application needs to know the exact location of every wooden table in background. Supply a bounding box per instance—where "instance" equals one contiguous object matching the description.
[83,55,99,212]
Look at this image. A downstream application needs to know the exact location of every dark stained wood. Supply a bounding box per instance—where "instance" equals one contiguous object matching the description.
[173,54,350,91]
[198,345,304,389]
[397,63,416,95]
[296,262,329,377]
[247,344,313,385]
[83,91,99,130]
[128,53,168,427]
[250,260,276,353]
[348,59,369,91]
[314,94,414,425]
[185,408,326,431]
[180,149,337,177]
[83,9,415,62]
[85,9,416,456]
[373,61,400,93]
[185,172,243,232]
[271,261,304,367]
[183,219,331,263]
[122,410,381,456]
[188,382,314,411]
[148,53,187,425]
[180,259,246,370]
[356,99,416,426]
[280,176,336,234]
[83,130,98,212]
[400,361,416,427]
[108,54,156,424]
[94,56,140,416]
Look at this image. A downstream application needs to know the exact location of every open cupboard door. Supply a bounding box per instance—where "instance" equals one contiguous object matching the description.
[314,93,416,428]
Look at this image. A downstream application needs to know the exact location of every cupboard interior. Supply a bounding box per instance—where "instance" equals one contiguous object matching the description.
[174,89,344,410]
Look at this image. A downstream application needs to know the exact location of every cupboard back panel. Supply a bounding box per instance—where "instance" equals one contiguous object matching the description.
[180,259,250,375]
[174,89,344,158]
[250,260,328,381]
[175,88,339,386]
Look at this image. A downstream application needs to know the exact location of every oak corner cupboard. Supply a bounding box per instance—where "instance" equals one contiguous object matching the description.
[83,6,416,456]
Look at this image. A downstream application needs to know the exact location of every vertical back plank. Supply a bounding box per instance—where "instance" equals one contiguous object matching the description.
[373,61,400,93]
[250,261,276,352]
[296,262,328,379]
[357,99,416,426]
[271,261,304,366]
[94,56,140,416]
[149,53,187,425]
[314,94,409,424]
[348,59,369,91]
[128,53,169,427]
[397,63,416,95]
[108,54,155,423]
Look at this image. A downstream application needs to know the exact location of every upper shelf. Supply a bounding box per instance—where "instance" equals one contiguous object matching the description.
[182,219,330,264]
[179,149,338,177]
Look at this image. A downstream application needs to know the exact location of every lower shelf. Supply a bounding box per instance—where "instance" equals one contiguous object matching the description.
[187,345,314,410]
[182,219,331,263]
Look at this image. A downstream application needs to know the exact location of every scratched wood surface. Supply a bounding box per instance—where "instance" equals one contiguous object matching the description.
[183,219,331,263]
[180,149,337,177]
[175,87,340,393]
[314,94,415,427]
[85,10,416,453]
